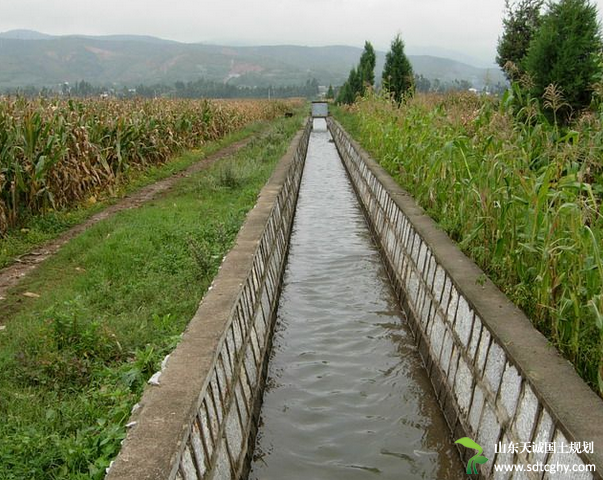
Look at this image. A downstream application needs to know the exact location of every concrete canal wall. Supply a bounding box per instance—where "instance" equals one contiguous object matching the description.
[106,119,311,480]
[328,118,603,479]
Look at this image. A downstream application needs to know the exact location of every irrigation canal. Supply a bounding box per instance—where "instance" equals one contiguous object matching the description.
[248,119,463,479]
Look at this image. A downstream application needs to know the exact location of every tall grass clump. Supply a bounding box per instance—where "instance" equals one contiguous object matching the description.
[0,97,299,236]
[337,91,603,396]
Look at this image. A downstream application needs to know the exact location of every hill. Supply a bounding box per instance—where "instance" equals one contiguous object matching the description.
[0,31,505,90]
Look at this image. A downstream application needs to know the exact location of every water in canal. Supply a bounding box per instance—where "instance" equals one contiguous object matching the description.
[248,120,463,480]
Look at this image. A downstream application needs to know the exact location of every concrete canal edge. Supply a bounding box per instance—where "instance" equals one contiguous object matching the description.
[105,119,311,480]
[328,117,603,479]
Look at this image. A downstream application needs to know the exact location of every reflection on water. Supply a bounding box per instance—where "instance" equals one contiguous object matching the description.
[248,119,463,480]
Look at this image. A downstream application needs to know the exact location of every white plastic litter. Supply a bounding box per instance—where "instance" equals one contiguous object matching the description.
[161,354,170,370]
[148,371,161,386]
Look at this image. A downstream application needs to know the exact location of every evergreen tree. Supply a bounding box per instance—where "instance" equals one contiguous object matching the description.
[382,35,414,103]
[524,0,602,120]
[358,41,376,89]
[336,82,351,104]
[337,67,360,104]
[335,40,377,104]
[349,67,362,100]
[496,0,544,79]
[326,84,334,99]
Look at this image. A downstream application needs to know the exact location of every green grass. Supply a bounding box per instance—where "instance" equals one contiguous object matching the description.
[0,119,274,270]
[335,92,603,396]
[0,113,304,479]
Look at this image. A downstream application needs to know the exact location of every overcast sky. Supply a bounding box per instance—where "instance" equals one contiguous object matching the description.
[1,0,603,66]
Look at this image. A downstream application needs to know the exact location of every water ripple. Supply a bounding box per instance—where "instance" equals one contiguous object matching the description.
[249,121,462,480]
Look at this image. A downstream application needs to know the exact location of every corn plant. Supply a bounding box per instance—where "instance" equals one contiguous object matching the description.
[0,97,299,235]
[342,91,603,396]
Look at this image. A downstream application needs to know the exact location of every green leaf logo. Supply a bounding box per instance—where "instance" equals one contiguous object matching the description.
[455,437,489,475]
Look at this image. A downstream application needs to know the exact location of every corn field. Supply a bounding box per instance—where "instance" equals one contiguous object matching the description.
[340,91,603,396]
[0,97,298,235]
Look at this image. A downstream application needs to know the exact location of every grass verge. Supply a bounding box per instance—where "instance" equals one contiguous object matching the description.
[0,113,304,479]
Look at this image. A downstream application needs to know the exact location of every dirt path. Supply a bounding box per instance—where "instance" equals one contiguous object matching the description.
[0,135,254,303]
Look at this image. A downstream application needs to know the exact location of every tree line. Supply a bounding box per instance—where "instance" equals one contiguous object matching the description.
[3,78,321,100]
[336,36,414,105]
[332,35,490,103]
[335,0,602,124]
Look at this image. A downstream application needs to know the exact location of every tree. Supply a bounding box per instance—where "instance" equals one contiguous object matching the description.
[382,34,414,103]
[336,80,351,104]
[73,80,96,97]
[432,78,442,93]
[524,0,602,120]
[496,0,544,79]
[326,84,334,99]
[358,41,376,89]
[414,74,431,93]
[349,67,363,100]
[337,67,360,104]
[335,40,377,104]
[304,77,320,97]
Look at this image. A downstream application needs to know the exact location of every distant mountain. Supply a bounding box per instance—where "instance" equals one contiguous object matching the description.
[0,30,175,44]
[406,45,495,69]
[410,56,502,88]
[0,30,505,90]
[0,29,54,40]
